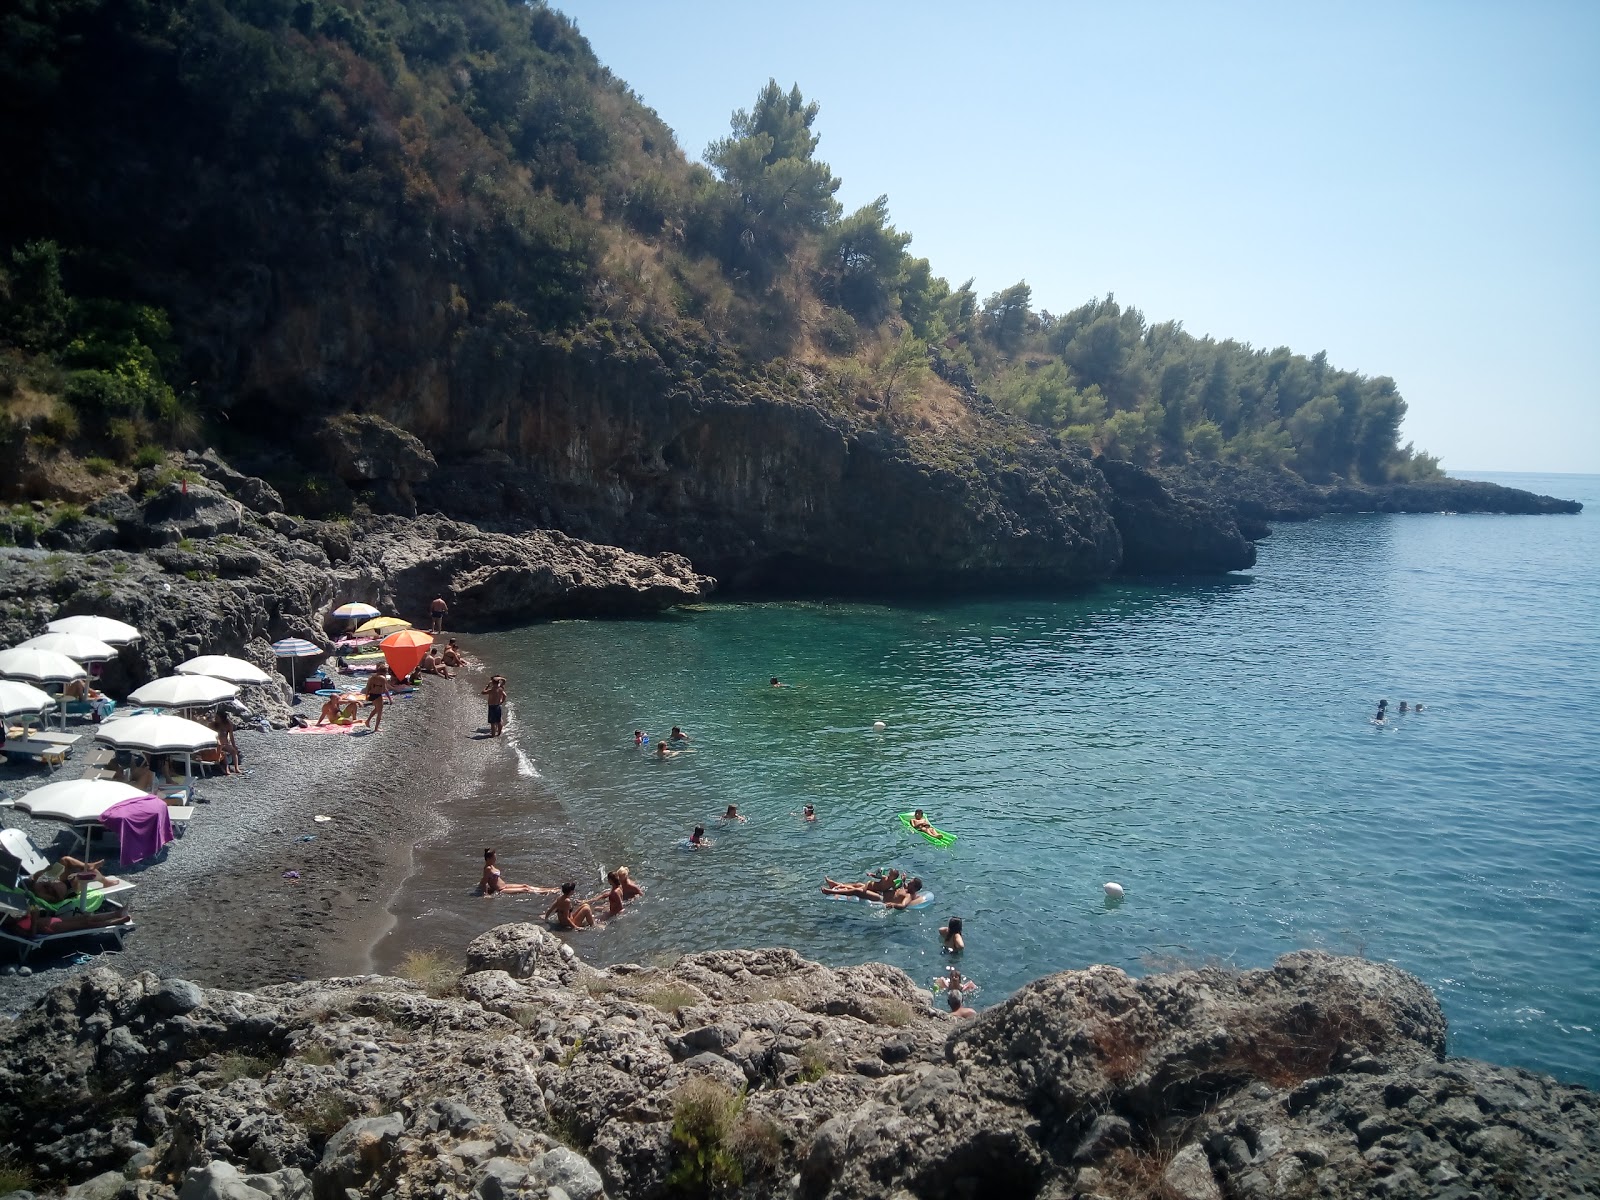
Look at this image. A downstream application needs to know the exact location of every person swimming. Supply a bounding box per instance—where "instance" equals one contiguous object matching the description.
[770,677,782,687]
[589,872,626,918]
[1374,698,1389,723]
[670,726,689,740]
[655,742,679,759]
[1414,702,1425,712]
[634,730,645,746]
[940,916,964,953]
[1399,701,1409,713]
[721,804,746,822]
[803,804,816,821]
[544,881,595,929]
[821,869,902,899]
[946,990,977,1019]
[688,824,709,847]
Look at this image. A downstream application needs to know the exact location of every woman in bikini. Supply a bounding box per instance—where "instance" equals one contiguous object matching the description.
[544,881,596,929]
[478,849,557,897]
[614,866,643,900]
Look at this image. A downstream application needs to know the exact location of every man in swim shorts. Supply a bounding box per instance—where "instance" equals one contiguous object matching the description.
[429,595,448,633]
[482,676,507,737]
[544,881,595,929]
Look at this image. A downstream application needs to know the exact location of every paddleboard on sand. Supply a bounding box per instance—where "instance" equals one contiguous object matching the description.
[898,812,957,847]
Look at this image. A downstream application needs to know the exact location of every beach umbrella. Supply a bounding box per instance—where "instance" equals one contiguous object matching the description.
[96,713,218,804]
[175,655,272,686]
[11,778,149,824]
[46,614,141,646]
[0,679,55,720]
[128,674,239,710]
[379,628,433,680]
[15,632,118,662]
[9,778,154,857]
[271,636,324,690]
[331,602,382,621]
[0,647,88,685]
[355,616,411,635]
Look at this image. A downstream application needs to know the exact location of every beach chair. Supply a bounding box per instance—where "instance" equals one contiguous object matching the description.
[0,828,137,914]
[0,893,133,962]
[1,737,70,771]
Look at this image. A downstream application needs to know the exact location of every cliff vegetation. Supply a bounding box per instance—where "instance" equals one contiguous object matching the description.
[2,0,1439,503]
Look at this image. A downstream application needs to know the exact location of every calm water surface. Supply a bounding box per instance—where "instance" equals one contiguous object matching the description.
[385,472,1600,1086]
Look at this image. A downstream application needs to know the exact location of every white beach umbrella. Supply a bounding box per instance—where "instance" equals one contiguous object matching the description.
[10,778,148,824]
[174,655,272,686]
[0,647,88,685]
[331,602,382,620]
[46,615,141,645]
[94,713,218,754]
[15,632,117,662]
[128,675,240,710]
[95,712,217,804]
[0,679,56,720]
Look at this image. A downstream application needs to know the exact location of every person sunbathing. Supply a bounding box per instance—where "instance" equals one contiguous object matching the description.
[544,881,595,929]
[879,878,926,909]
[316,695,360,726]
[821,869,902,899]
[909,809,944,837]
[6,904,131,936]
[479,850,556,897]
[28,856,119,904]
[421,649,453,678]
[442,640,466,669]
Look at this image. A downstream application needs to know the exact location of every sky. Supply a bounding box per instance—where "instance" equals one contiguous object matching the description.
[556,0,1599,474]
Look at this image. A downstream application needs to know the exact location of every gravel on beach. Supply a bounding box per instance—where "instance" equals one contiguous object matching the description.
[0,654,504,1014]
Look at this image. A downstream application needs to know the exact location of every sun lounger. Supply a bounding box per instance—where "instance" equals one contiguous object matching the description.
[0,894,133,962]
[2,738,70,770]
[0,829,138,912]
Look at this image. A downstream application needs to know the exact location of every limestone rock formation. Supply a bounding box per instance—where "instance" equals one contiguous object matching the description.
[0,939,1593,1200]
[0,451,712,712]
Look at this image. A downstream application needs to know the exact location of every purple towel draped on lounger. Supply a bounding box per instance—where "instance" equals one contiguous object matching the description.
[100,794,174,865]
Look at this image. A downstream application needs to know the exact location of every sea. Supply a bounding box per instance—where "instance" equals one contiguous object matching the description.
[381,471,1600,1088]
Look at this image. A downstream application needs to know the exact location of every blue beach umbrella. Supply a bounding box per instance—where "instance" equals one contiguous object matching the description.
[271,637,324,688]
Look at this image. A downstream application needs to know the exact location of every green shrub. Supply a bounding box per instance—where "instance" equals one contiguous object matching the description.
[397,948,460,998]
[644,983,701,1013]
[83,455,117,476]
[43,399,80,440]
[867,997,917,1027]
[133,444,166,468]
[796,1041,831,1083]
[667,1077,744,1196]
[108,418,140,461]
[52,503,85,527]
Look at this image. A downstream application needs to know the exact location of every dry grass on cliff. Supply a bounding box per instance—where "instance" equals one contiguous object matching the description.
[1089,1017,1152,1084]
[1226,1002,1390,1088]
[397,948,461,999]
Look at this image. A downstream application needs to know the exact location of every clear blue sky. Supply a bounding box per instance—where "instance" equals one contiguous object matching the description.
[556,1,1599,474]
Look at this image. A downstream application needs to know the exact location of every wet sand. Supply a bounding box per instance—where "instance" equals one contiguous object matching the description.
[0,652,505,1012]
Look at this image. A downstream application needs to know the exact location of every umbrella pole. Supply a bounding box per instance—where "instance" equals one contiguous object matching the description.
[184,752,194,804]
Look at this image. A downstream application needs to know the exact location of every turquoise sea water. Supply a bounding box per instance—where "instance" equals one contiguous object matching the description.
[386,471,1600,1087]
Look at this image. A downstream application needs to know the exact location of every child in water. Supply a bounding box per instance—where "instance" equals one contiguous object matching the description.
[688,825,710,848]
[721,804,746,822]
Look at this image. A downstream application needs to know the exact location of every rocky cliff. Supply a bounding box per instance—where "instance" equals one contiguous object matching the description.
[232,324,1255,591]
[0,934,1593,1200]
[0,449,712,707]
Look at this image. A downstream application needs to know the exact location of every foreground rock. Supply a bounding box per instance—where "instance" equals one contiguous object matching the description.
[0,938,1592,1200]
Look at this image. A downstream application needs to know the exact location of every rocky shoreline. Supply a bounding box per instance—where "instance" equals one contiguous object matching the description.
[0,937,1594,1200]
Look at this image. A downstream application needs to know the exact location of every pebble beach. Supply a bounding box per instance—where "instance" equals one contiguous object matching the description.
[0,647,503,1012]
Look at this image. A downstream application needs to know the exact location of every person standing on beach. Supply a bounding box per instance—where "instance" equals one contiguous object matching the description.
[364,666,390,731]
[430,595,448,633]
[482,675,507,737]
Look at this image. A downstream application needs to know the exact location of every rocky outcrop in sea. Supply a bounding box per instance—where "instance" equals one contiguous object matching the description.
[1,932,1592,1200]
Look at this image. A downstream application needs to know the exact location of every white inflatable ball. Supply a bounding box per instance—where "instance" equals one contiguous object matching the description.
[873,721,887,731]
[1103,881,1125,900]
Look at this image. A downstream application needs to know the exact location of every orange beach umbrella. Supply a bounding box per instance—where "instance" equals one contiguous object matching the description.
[379,628,433,680]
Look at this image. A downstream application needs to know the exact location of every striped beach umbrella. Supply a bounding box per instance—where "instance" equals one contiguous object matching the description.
[355,616,411,635]
[271,637,324,689]
[331,602,382,621]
